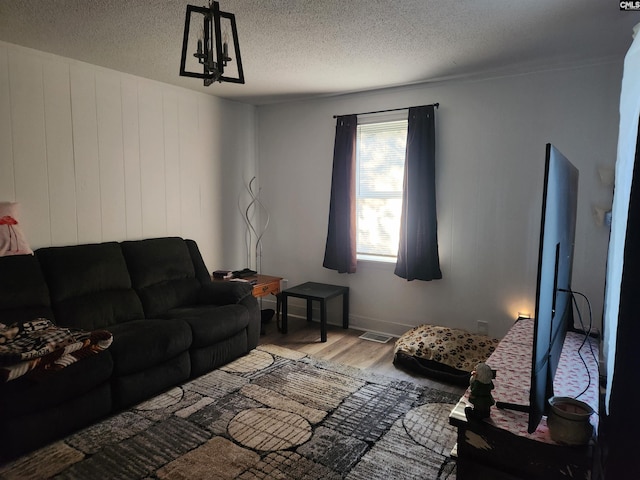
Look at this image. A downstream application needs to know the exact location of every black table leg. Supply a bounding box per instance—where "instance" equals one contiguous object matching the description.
[276,293,282,332]
[342,290,349,329]
[282,293,288,334]
[320,299,327,342]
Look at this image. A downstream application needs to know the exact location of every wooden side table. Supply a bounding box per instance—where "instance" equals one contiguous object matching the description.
[213,274,283,327]
[247,274,283,334]
[247,274,282,300]
[281,282,349,342]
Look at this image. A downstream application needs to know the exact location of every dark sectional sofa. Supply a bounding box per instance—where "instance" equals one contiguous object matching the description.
[0,237,260,460]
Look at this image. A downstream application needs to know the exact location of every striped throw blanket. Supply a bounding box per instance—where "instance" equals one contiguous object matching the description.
[0,318,112,382]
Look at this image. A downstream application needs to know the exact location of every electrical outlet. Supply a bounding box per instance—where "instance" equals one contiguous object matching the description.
[477,320,489,336]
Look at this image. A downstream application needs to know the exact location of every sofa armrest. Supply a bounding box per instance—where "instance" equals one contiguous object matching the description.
[198,281,254,305]
[198,281,261,350]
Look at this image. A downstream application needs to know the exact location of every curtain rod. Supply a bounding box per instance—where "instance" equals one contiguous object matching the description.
[332,103,439,119]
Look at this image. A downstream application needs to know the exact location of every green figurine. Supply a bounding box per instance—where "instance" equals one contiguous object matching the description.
[467,362,495,419]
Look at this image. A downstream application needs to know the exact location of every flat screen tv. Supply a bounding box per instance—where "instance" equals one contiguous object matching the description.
[529,143,579,432]
[497,143,579,433]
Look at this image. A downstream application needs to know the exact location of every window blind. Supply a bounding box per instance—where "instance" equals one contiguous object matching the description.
[356,120,407,258]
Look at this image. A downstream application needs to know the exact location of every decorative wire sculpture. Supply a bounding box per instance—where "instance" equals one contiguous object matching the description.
[239,176,269,274]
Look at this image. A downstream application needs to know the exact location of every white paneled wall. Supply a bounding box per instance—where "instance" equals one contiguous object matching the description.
[70,63,102,244]
[0,42,256,270]
[0,48,12,201]
[44,58,76,246]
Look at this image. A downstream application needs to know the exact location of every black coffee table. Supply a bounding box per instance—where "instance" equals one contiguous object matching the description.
[280,282,349,342]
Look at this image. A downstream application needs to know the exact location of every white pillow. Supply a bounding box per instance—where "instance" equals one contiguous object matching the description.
[0,202,33,256]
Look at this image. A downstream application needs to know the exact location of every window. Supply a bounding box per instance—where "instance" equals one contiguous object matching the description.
[356,118,408,262]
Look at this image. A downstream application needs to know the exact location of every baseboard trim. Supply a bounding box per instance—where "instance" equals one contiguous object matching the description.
[258,297,416,338]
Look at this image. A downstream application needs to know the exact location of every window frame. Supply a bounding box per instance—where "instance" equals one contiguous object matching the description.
[355,111,408,264]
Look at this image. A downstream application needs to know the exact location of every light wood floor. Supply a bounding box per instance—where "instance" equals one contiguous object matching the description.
[258,317,465,396]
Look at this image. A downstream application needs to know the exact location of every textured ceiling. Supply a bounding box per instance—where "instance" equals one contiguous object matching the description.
[0,0,639,105]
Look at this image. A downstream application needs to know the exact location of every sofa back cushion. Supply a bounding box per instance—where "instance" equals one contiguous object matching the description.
[185,239,213,285]
[0,254,54,324]
[36,242,145,330]
[121,237,201,317]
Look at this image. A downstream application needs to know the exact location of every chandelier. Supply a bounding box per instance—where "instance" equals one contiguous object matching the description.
[179,1,244,86]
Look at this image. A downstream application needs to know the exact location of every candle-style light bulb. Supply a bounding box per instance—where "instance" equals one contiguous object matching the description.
[194,24,205,62]
[222,30,230,65]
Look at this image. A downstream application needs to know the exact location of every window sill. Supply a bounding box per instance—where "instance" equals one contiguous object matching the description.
[357,254,397,265]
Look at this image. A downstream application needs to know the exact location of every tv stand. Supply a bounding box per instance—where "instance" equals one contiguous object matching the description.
[449,318,600,480]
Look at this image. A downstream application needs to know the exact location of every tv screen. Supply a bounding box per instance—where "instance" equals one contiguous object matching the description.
[495,144,579,432]
[528,143,579,433]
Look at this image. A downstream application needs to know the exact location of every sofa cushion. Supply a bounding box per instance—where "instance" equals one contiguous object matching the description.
[121,237,201,316]
[36,243,145,329]
[0,350,113,418]
[111,352,191,410]
[190,329,248,377]
[1,382,112,460]
[107,319,192,376]
[185,239,215,285]
[164,304,251,349]
[0,254,53,324]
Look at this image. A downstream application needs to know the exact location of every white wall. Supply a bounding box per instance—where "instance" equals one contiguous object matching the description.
[257,62,621,339]
[0,41,256,271]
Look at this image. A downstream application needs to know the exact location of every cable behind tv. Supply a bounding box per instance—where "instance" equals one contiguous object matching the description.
[559,288,598,403]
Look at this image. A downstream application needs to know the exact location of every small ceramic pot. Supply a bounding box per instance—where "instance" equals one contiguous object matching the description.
[547,396,594,445]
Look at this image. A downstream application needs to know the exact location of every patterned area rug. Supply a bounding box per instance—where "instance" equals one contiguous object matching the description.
[0,345,460,480]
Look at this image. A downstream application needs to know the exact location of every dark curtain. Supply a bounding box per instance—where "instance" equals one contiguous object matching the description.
[323,115,357,273]
[604,118,640,478]
[394,105,442,281]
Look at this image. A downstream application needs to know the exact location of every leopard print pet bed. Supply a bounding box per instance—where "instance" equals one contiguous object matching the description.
[393,324,500,386]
